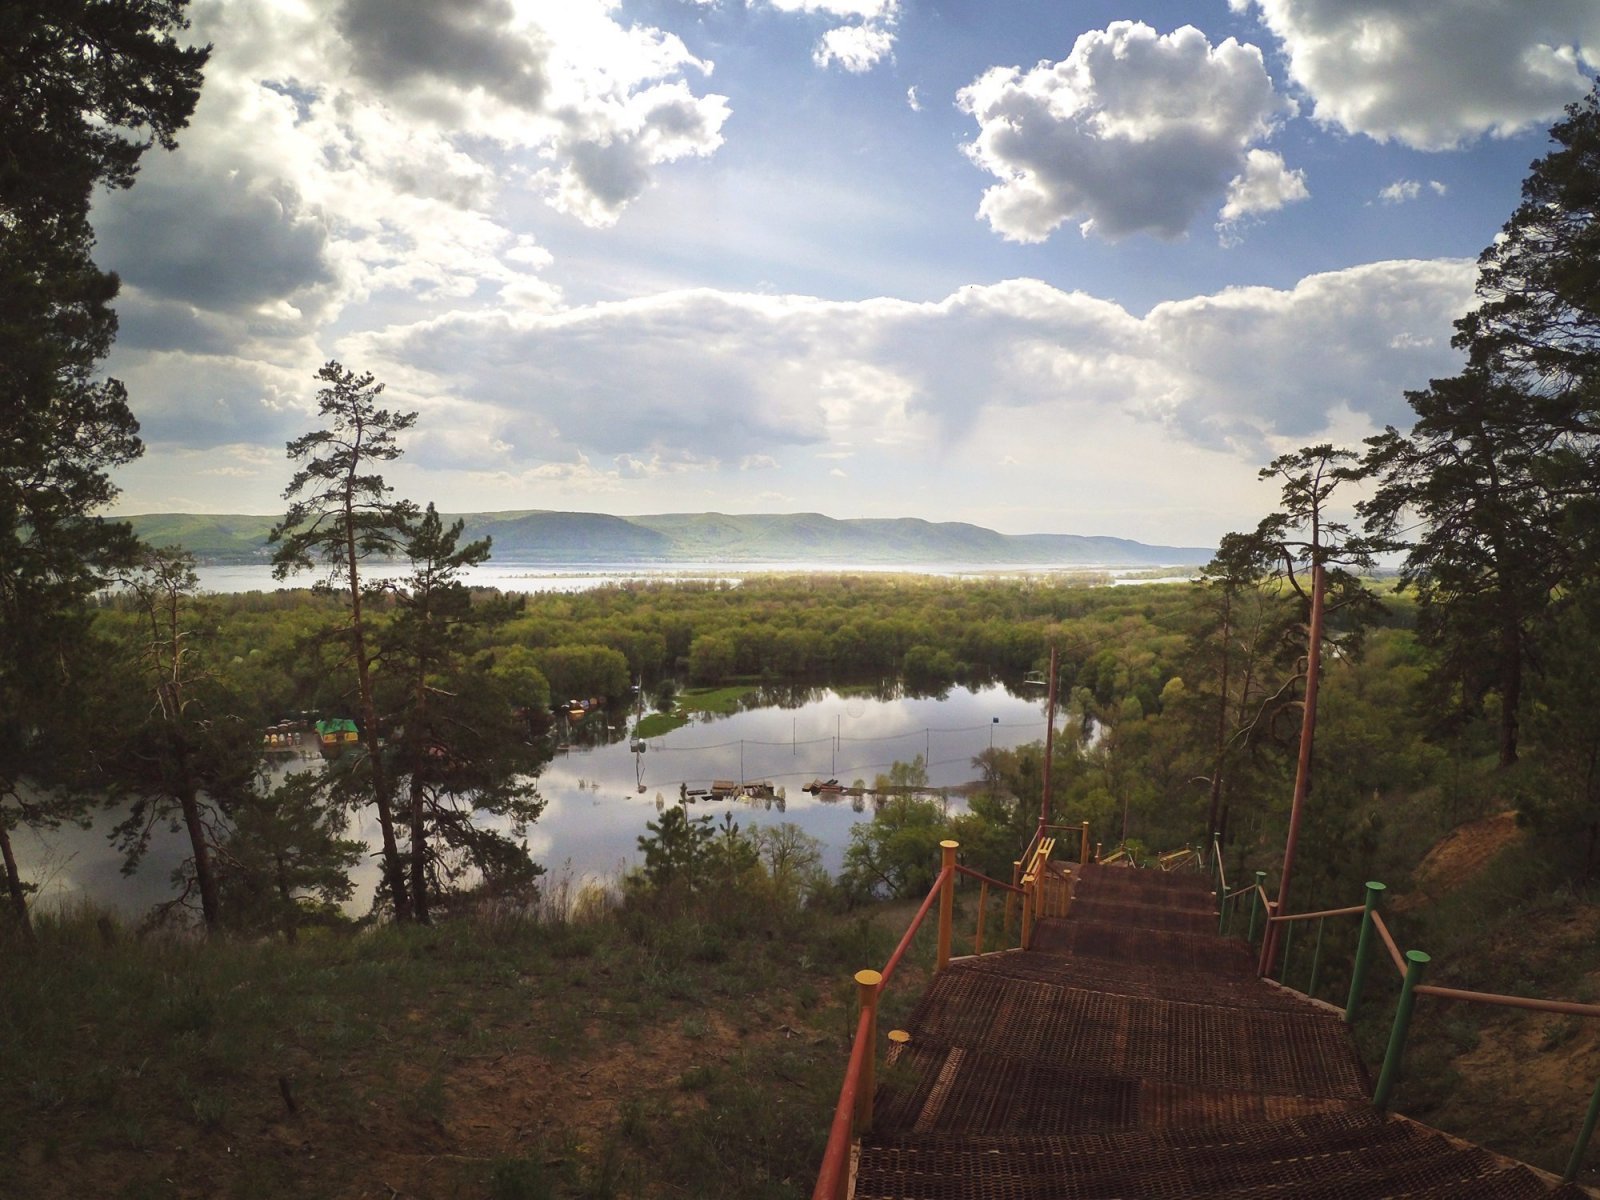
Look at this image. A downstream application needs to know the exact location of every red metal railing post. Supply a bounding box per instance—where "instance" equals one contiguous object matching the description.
[1040,645,1058,834]
[936,841,958,973]
[853,969,883,1135]
[974,879,989,955]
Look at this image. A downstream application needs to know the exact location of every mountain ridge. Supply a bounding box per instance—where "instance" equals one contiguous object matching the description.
[121,510,1214,567]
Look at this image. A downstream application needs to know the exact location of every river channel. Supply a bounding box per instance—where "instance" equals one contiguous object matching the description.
[14,682,1061,919]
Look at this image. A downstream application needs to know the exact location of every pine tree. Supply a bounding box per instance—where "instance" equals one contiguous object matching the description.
[218,771,364,942]
[104,547,259,929]
[0,1,208,935]
[382,505,544,920]
[1362,87,1600,767]
[270,362,418,919]
[1456,82,1600,396]
[1361,372,1567,766]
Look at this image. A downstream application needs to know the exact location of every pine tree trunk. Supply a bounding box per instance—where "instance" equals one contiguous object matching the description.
[409,773,430,925]
[1497,609,1521,768]
[346,530,411,920]
[0,820,33,941]
[1207,590,1232,841]
[177,783,222,930]
[275,853,298,944]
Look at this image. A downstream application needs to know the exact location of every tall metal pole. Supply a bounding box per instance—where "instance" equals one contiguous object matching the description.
[1260,562,1326,977]
[1040,644,1059,835]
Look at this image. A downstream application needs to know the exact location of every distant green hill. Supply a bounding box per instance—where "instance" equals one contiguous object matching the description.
[123,510,1213,567]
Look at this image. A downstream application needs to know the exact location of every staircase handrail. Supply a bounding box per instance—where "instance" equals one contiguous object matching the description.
[814,858,953,1200]
[881,862,956,989]
[955,863,1024,894]
[1270,903,1365,922]
[813,1003,875,1200]
[1259,878,1600,1184]
[1158,847,1198,872]
[1368,910,1407,977]
[815,827,1084,1199]
[1413,984,1600,1019]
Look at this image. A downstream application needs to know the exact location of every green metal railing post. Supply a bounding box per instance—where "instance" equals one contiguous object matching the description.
[1247,870,1266,942]
[1307,916,1325,999]
[1564,1075,1600,1184]
[1372,950,1430,1110]
[1344,881,1387,1024]
[1277,919,1294,983]
[1212,836,1225,932]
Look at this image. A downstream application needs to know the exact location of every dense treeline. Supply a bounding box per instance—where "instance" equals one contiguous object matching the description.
[85,571,1201,708]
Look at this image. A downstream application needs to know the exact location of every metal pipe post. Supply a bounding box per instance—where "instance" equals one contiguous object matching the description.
[1005,860,1019,941]
[1247,870,1266,942]
[1344,881,1387,1024]
[853,969,883,1134]
[1021,882,1035,951]
[974,880,989,955]
[1373,950,1430,1110]
[1308,915,1325,998]
[1564,1075,1600,1184]
[936,841,958,972]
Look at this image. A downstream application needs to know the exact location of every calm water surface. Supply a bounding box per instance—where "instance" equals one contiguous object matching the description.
[190,560,1135,594]
[16,683,1060,918]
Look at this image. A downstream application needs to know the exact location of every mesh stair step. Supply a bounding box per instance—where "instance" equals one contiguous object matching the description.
[952,948,1320,1013]
[875,1042,1363,1135]
[1027,918,1258,974]
[858,1115,1573,1199]
[1072,863,1218,905]
[898,971,1368,1100]
[1068,898,1221,935]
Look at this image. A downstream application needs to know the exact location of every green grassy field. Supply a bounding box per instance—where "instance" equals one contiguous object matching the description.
[3,888,943,1200]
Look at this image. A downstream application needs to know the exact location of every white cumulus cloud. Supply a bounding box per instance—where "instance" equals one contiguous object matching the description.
[815,23,895,72]
[1231,0,1600,150]
[1379,180,1423,205]
[1218,148,1310,228]
[958,22,1298,242]
[764,0,900,72]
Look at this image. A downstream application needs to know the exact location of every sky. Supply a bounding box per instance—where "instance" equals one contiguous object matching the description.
[94,0,1600,546]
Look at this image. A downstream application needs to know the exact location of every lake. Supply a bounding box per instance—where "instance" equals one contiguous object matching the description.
[188,560,1149,595]
[13,682,1062,919]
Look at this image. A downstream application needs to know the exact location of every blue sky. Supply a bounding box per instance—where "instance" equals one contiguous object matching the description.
[96,0,1600,544]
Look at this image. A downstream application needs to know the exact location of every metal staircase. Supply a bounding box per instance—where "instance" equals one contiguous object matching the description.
[846,864,1592,1199]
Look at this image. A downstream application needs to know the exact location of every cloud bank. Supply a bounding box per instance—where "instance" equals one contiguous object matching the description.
[323,260,1476,490]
